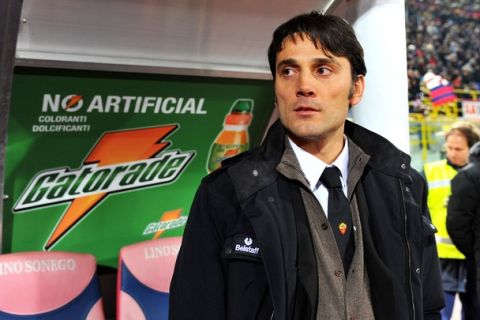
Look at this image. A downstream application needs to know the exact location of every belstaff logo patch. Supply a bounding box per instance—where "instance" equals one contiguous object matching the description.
[233,235,260,257]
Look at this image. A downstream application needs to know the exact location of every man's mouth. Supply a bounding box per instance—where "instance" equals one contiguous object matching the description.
[295,106,317,111]
[294,106,319,115]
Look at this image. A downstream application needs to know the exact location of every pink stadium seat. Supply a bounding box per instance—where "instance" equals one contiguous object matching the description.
[0,251,105,320]
[116,236,182,320]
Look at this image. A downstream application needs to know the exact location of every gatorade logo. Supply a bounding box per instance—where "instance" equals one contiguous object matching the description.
[13,125,195,250]
[143,209,188,239]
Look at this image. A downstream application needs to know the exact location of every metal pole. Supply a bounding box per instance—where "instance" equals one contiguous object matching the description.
[323,0,343,14]
[0,0,23,252]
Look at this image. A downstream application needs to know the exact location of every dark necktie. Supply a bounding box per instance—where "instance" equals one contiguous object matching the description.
[320,166,355,273]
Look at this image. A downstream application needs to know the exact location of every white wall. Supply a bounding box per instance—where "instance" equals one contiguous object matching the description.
[334,0,410,154]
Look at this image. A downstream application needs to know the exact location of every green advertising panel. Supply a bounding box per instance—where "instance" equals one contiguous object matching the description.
[4,67,274,267]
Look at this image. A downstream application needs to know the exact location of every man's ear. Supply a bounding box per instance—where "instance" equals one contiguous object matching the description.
[349,75,365,106]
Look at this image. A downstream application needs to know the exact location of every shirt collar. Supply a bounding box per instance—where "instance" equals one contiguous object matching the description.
[288,137,349,190]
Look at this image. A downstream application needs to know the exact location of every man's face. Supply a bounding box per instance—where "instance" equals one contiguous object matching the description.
[445,131,469,167]
[274,34,364,146]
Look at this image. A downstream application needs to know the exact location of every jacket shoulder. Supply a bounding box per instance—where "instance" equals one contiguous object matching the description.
[202,146,260,183]
[454,164,480,189]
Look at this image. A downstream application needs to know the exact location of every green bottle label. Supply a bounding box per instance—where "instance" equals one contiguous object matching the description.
[207,142,249,172]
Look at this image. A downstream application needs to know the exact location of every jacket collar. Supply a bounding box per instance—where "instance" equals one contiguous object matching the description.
[226,119,412,203]
[344,121,412,182]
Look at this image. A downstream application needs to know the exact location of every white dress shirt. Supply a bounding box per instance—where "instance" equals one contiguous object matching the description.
[288,137,349,217]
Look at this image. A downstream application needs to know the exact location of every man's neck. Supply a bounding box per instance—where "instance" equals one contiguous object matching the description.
[288,133,345,164]
[447,159,466,171]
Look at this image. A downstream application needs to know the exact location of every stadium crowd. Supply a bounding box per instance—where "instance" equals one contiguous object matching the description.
[406,0,480,102]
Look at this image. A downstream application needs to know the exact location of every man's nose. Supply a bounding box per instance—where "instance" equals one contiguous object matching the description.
[296,72,316,97]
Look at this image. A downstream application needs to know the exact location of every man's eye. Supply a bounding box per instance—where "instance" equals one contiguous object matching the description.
[281,68,295,76]
[317,67,332,75]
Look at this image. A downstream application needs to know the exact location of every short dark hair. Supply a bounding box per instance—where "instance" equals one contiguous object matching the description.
[267,11,367,79]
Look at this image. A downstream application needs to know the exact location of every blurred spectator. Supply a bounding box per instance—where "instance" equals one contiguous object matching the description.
[406,0,480,101]
[423,121,480,319]
[448,141,480,315]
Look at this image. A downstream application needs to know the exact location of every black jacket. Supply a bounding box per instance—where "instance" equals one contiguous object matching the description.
[447,142,480,295]
[170,120,444,320]
[447,142,480,258]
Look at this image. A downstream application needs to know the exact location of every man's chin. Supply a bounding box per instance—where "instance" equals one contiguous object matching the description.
[286,128,325,143]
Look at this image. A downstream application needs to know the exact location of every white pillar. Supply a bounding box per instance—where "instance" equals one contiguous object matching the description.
[337,0,410,154]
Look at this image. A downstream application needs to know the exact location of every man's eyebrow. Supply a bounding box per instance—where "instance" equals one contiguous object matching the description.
[276,58,298,70]
[312,57,341,67]
[276,57,341,69]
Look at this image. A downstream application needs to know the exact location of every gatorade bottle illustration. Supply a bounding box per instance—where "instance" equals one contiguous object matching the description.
[207,99,254,172]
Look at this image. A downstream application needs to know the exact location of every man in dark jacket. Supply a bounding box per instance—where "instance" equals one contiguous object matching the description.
[448,141,480,315]
[169,12,444,320]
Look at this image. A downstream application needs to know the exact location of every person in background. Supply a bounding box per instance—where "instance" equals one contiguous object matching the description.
[170,11,444,320]
[447,140,480,319]
[424,121,480,320]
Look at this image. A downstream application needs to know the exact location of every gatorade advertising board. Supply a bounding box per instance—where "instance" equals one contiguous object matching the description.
[3,67,274,267]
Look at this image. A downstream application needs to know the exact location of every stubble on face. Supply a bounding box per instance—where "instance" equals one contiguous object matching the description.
[274,34,359,158]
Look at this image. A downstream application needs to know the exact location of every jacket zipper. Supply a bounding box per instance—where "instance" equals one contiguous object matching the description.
[270,310,274,320]
[399,180,416,320]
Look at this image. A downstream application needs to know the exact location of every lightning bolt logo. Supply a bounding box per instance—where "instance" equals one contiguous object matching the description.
[44,125,178,250]
[152,209,183,239]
